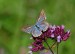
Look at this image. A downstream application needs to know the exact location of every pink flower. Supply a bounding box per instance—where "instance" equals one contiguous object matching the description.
[62,30,70,41]
[31,25,70,52]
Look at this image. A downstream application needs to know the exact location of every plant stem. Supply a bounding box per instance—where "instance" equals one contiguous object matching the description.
[57,42,59,54]
[44,39,54,54]
[51,41,57,48]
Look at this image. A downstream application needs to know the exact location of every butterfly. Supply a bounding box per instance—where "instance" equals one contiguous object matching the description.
[22,10,49,37]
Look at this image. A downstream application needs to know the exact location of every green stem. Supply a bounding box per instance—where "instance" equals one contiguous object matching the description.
[57,42,59,54]
[44,39,54,54]
[51,41,57,48]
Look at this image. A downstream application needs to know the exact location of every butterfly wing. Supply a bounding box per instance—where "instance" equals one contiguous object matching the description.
[41,22,49,31]
[37,9,46,23]
[36,10,49,32]
[22,26,42,37]
[32,26,42,37]
[22,26,33,34]
[37,22,49,32]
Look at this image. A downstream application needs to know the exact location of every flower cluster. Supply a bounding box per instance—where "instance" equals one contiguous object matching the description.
[30,25,70,52]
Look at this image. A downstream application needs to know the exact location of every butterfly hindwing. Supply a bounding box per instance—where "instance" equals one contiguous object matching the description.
[32,26,42,37]
[23,26,42,37]
[37,22,49,32]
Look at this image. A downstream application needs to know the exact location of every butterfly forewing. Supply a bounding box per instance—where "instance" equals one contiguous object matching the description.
[38,9,46,23]
[23,26,33,34]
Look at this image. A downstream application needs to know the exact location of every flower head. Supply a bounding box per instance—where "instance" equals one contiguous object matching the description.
[31,25,70,52]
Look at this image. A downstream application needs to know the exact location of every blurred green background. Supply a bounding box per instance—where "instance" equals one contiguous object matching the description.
[0,0,75,54]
